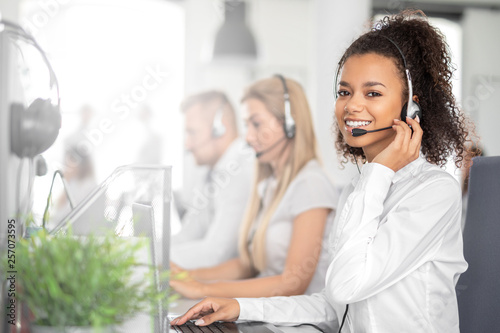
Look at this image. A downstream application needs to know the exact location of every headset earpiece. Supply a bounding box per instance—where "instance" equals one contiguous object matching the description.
[11,98,61,158]
[211,104,227,138]
[274,74,295,139]
[401,100,422,122]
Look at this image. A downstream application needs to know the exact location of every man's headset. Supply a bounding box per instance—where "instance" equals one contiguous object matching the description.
[211,101,226,138]
[333,36,422,137]
[1,20,61,158]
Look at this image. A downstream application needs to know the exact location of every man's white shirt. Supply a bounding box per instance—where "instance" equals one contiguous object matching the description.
[171,138,254,269]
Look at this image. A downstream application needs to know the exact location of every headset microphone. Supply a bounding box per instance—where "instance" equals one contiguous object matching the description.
[255,136,287,158]
[351,126,393,137]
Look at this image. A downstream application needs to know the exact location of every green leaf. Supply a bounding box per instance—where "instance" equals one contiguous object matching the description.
[1,228,174,328]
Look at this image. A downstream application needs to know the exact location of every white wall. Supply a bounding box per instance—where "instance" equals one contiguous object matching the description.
[0,0,18,20]
[462,8,500,156]
[313,0,371,189]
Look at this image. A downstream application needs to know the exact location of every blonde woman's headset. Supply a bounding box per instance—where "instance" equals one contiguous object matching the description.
[274,74,296,139]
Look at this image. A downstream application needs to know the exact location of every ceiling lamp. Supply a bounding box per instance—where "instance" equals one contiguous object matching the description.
[212,0,257,64]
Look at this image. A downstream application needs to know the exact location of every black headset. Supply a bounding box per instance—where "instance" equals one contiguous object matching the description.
[333,36,422,122]
[1,20,61,158]
[274,74,296,139]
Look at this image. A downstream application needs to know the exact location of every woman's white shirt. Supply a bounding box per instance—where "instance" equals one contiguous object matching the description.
[249,159,338,294]
[237,156,467,332]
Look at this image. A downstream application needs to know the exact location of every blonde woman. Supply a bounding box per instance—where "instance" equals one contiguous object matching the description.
[170,75,338,299]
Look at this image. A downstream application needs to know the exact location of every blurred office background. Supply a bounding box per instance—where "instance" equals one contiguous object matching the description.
[1,0,499,228]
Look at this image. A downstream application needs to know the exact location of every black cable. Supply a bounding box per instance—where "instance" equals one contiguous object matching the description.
[354,158,361,174]
[42,170,74,229]
[296,323,326,333]
[349,147,361,174]
[338,304,349,333]
[23,158,34,216]
[15,159,26,220]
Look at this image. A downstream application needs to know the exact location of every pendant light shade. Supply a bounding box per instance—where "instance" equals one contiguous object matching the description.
[212,1,257,63]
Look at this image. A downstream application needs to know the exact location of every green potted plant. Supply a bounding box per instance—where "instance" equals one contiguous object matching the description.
[2,228,175,333]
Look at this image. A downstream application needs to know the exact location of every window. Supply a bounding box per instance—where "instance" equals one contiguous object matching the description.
[20,0,185,220]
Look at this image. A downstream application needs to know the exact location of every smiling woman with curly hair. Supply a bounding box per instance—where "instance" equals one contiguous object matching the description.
[335,10,473,169]
[171,10,477,333]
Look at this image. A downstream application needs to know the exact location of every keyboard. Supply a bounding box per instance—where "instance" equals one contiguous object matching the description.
[171,321,239,333]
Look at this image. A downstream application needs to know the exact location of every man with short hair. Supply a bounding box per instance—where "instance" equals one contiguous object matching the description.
[172,91,253,269]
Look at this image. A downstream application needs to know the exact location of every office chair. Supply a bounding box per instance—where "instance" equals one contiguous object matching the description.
[457,156,500,332]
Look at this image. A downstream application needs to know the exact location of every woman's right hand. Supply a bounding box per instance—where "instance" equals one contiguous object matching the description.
[170,297,240,326]
[372,116,423,172]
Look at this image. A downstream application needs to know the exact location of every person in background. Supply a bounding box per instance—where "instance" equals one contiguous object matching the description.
[460,144,484,229]
[170,75,338,299]
[172,11,476,332]
[171,91,254,269]
[50,105,98,228]
[59,105,97,207]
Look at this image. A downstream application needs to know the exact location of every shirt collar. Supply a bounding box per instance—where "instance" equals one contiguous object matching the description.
[350,153,427,186]
[211,137,251,173]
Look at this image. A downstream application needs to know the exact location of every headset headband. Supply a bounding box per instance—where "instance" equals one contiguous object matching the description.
[1,20,60,107]
[274,74,295,139]
[381,36,413,114]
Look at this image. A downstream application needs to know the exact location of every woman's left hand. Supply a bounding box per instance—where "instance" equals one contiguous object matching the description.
[372,116,423,172]
[170,277,208,299]
[170,261,187,275]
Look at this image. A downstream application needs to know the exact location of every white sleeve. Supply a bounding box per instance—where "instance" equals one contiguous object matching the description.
[236,289,338,329]
[288,169,338,217]
[171,167,252,269]
[327,162,461,304]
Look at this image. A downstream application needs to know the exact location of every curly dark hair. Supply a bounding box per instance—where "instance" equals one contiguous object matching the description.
[334,10,475,168]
